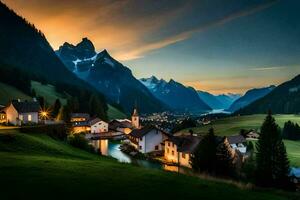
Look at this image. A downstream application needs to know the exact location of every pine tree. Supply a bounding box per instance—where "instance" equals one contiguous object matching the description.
[256,111,291,188]
[190,128,217,173]
[216,138,234,176]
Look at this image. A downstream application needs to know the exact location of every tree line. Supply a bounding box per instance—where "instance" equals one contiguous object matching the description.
[190,112,294,190]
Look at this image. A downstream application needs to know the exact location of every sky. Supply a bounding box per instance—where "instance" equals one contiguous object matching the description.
[3,0,300,94]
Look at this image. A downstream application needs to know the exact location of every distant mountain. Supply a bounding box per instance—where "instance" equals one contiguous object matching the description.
[237,75,300,114]
[56,40,168,114]
[229,85,275,112]
[140,76,211,114]
[0,2,108,119]
[197,91,241,110]
[197,91,223,109]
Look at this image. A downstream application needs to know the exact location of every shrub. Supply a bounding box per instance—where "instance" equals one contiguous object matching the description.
[67,134,95,153]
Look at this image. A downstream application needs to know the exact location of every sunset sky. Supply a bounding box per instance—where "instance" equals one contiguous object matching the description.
[3,0,300,94]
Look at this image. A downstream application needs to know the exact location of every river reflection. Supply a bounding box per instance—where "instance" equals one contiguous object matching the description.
[89,139,188,173]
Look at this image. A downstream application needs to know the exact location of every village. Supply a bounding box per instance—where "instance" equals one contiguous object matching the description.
[0,98,250,171]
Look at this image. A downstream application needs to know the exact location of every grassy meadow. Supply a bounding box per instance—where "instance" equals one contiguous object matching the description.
[0,130,298,200]
[180,114,300,136]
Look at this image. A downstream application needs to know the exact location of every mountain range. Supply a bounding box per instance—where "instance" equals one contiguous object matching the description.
[56,39,168,114]
[197,91,241,110]
[140,76,211,113]
[237,75,300,114]
[229,85,275,112]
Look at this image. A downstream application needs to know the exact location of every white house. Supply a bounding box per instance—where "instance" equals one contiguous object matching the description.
[226,135,247,154]
[128,125,170,153]
[164,135,202,168]
[89,118,108,133]
[5,100,40,125]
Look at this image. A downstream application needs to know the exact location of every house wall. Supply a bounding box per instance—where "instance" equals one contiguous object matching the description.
[19,112,39,124]
[140,129,164,153]
[91,121,108,133]
[73,126,90,134]
[0,113,6,123]
[5,104,19,125]
[71,117,88,122]
[164,141,191,168]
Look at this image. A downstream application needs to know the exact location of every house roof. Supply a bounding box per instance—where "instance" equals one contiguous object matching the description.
[89,118,106,126]
[11,100,40,113]
[167,135,202,153]
[71,113,90,119]
[227,135,246,144]
[129,125,169,138]
[109,119,132,130]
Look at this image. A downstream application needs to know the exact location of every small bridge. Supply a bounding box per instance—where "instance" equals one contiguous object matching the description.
[85,132,127,140]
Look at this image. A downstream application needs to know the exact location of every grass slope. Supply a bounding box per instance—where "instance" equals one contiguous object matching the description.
[31,81,68,105]
[0,131,296,200]
[180,114,300,167]
[107,104,127,120]
[0,82,31,105]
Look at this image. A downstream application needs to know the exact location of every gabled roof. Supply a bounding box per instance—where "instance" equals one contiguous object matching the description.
[89,118,107,126]
[227,135,246,144]
[129,125,170,138]
[71,113,90,119]
[167,135,202,153]
[109,119,132,130]
[11,100,40,113]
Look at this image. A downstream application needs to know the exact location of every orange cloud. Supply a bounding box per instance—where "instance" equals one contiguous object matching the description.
[2,0,278,61]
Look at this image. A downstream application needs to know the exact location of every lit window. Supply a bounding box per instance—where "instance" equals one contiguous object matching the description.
[28,115,32,121]
[19,115,23,121]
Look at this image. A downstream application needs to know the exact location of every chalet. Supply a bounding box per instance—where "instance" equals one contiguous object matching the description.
[5,100,40,125]
[164,135,202,168]
[128,125,170,153]
[71,113,91,133]
[226,135,247,154]
[72,121,90,133]
[71,113,90,124]
[109,119,133,134]
[89,118,108,133]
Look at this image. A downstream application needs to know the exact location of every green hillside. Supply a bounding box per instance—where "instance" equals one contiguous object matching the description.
[107,104,127,120]
[31,81,68,105]
[0,81,125,119]
[0,82,31,105]
[182,114,300,136]
[0,130,296,200]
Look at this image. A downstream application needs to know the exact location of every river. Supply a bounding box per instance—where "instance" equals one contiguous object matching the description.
[89,139,192,174]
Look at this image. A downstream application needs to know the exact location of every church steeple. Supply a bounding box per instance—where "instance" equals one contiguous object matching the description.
[131,107,140,129]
